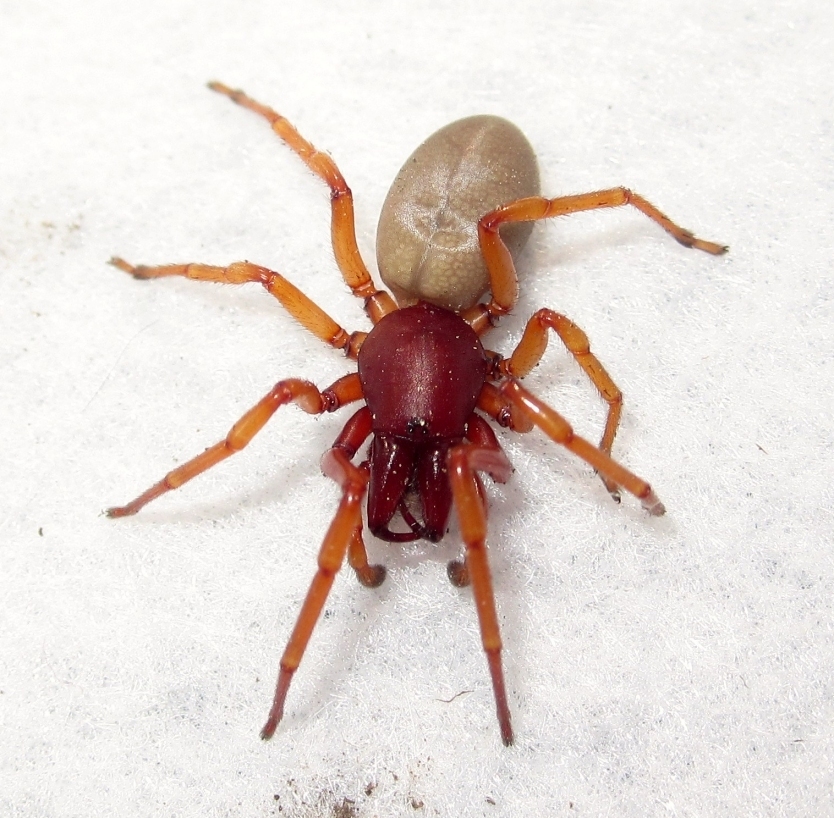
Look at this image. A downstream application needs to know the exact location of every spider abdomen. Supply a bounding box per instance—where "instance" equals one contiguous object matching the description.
[376,115,540,312]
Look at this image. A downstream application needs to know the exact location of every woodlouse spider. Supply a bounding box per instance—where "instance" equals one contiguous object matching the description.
[107,82,727,746]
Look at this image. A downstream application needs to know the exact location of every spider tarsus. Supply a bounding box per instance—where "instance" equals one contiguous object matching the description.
[207,80,231,95]
[261,667,293,740]
[208,81,249,109]
[642,493,666,517]
[108,256,150,279]
[108,256,131,272]
[105,505,132,518]
[675,232,728,256]
[693,238,729,255]
[260,717,279,741]
[486,652,514,746]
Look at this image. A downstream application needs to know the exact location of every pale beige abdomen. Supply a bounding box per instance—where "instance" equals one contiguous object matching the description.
[376,115,540,312]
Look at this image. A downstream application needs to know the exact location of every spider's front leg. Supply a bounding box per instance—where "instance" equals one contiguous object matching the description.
[261,407,376,739]
[448,414,515,746]
[106,374,363,518]
[109,257,369,356]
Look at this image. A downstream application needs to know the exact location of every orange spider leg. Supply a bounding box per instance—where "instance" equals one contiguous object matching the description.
[500,309,623,498]
[261,408,373,739]
[207,81,397,323]
[499,379,665,516]
[448,414,514,745]
[106,373,363,518]
[109,257,367,359]
[474,187,728,318]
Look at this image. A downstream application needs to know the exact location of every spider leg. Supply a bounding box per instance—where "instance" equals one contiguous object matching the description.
[463,187,727,324]
[447,417,514,746]
[261,443,369,739]
[109,257,367,359]
[499,379,665,516]
[106,373,363,517]
[207,81,396,324]
[500,309,623,500]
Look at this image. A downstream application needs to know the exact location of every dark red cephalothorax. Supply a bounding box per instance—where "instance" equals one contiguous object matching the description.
[358,303,489,542]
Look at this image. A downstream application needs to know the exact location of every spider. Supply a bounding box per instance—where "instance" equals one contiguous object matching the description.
[107,82,727,746]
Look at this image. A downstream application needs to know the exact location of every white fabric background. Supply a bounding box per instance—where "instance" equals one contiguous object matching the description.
[2,1,832,816]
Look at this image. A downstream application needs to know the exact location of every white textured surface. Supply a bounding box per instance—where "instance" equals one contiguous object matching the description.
[2,2,832,816]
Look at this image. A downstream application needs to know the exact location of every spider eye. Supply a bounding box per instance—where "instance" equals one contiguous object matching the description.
[405,417,430,436]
